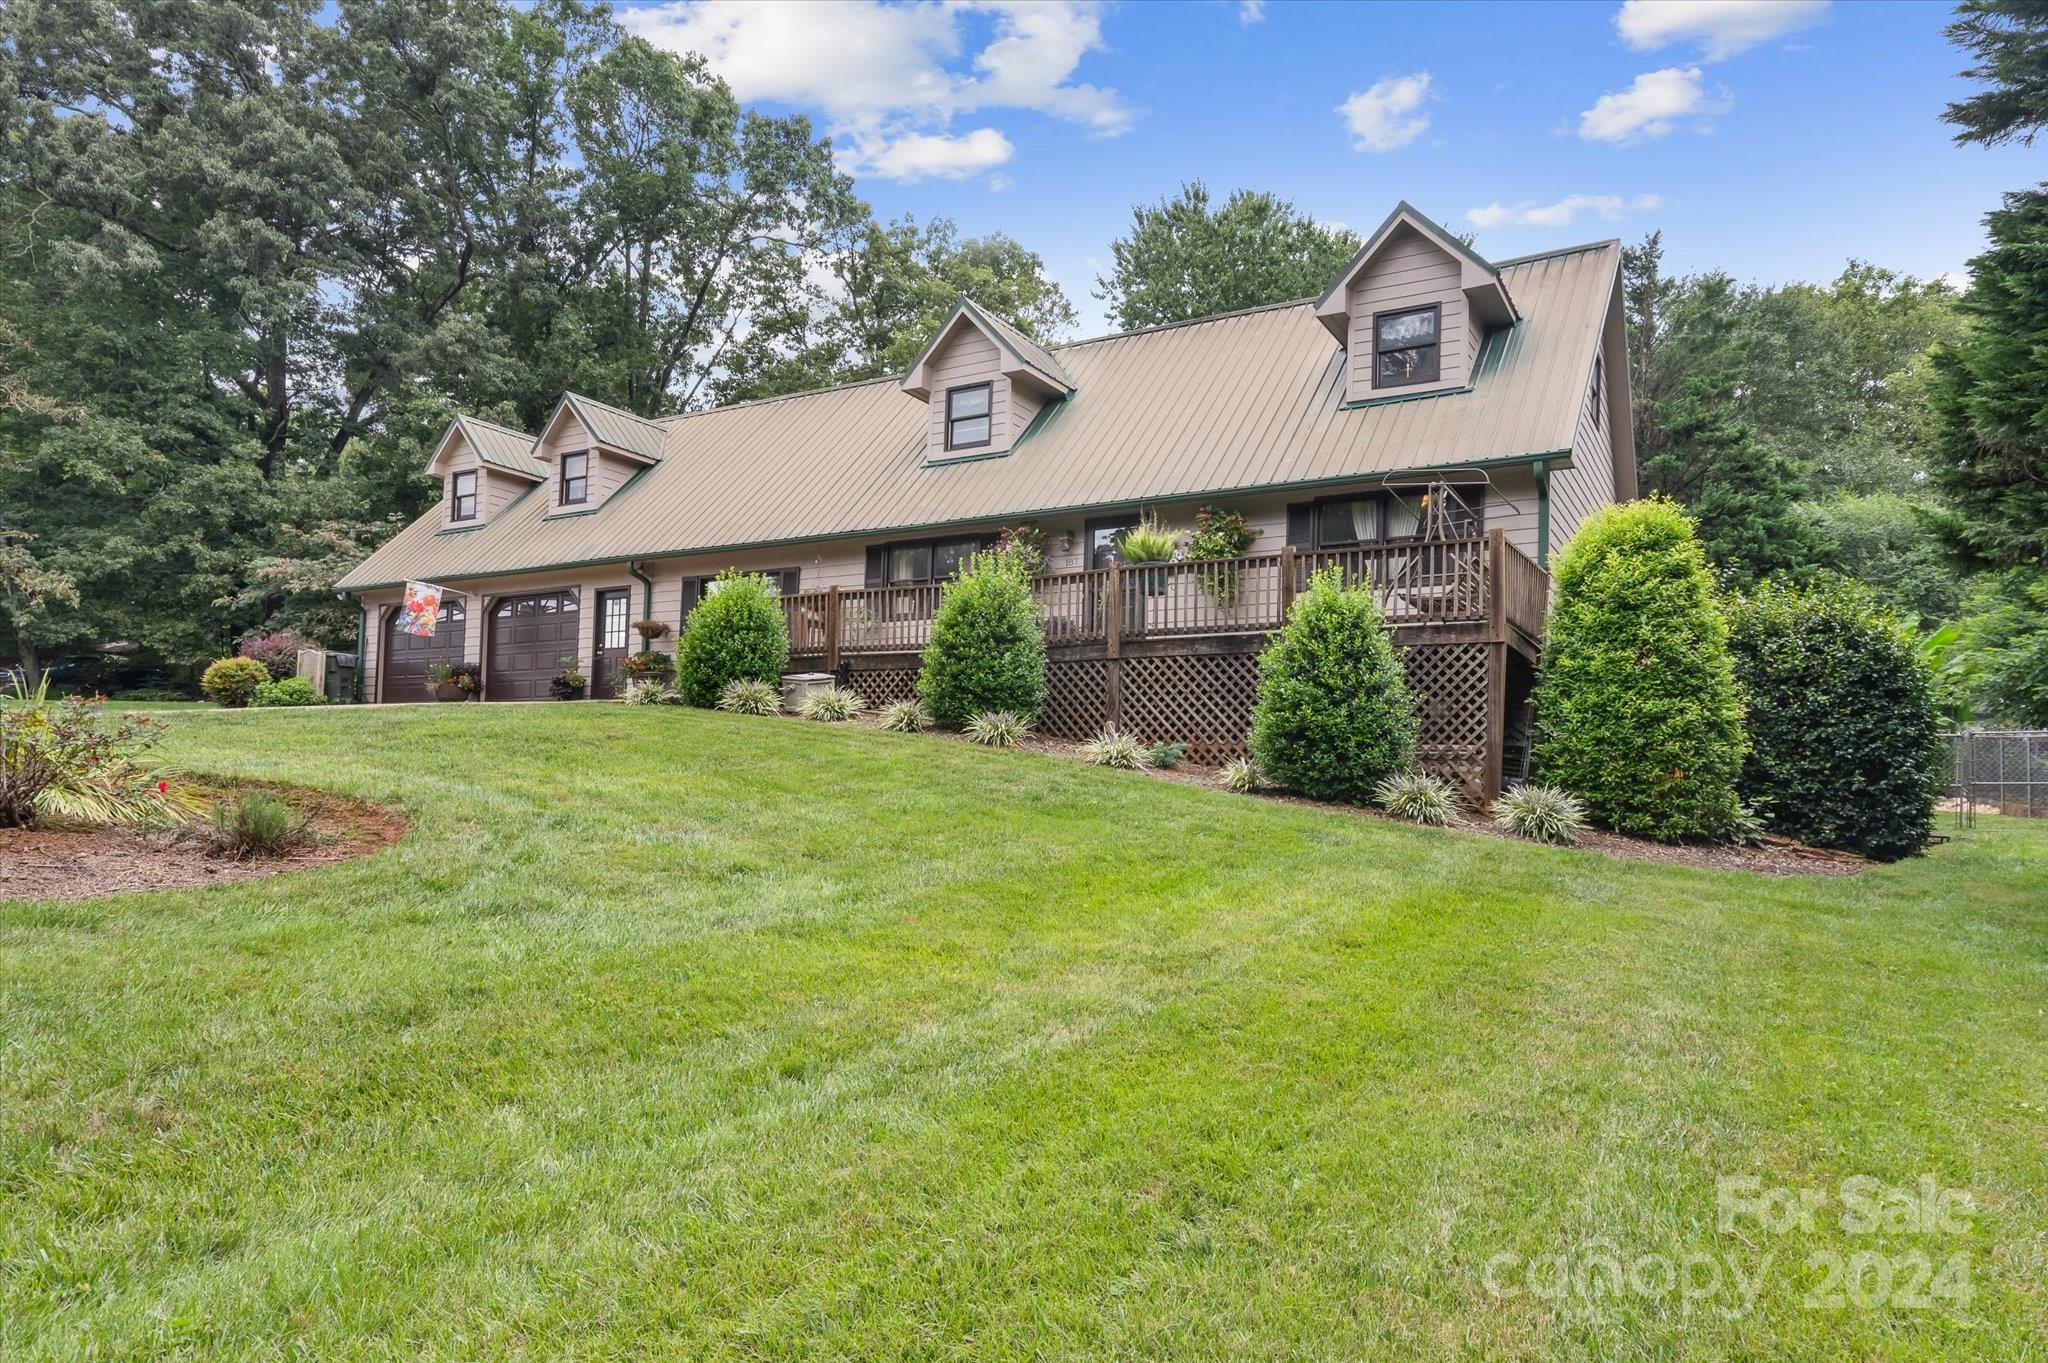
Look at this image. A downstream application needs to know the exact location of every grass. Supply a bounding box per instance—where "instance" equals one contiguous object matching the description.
[2,704,2044,1360]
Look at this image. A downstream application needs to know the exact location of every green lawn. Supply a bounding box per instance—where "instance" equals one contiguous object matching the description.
[4,705,2044,1360]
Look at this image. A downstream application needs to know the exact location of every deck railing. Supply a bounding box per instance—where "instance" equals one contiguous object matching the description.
[782,531,1548,661]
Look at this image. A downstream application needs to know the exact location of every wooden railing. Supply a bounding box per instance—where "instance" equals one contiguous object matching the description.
[783,532,1547,663]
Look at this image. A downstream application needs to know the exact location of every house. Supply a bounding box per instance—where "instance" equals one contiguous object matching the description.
[337,203,1635,794]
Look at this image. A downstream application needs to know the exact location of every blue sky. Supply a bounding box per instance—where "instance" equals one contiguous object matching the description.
[619,0,2039,334]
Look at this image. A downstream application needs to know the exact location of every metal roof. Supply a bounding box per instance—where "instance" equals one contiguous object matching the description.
[455,416,546,480]
[338,239,1618,590]
[561,392,668,461]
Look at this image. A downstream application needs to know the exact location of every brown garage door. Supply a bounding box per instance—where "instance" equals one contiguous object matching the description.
[381,602,466,703]
[487,591,581,700]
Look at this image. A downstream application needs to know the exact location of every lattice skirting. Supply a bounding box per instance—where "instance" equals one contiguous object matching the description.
[816,640,1500,796]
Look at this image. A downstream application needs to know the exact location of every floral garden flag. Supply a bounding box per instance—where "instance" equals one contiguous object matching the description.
[398,582,446,637]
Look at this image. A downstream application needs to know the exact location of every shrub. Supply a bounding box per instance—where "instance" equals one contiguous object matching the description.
[1147,740,1188,770]
[203,790,310,859]
[1493,784,1588,846]
[799,686,863,722]
[1374,772,1462,826]
[1248,565,1416,802]
[621,679,683,706]
[115,687,192,702]
[1,677,191,829]
[715,678,782,715]
[1531,499,1748,840]
[1080,726,1151,770]
[236,630,314,681]
[1216,757,1260,793]
[1116,518,1180,564]
[250,677,325,708]
[964,710,1031,747]
[200,657,270,708]
[918,552,1046,726]
[879,699,930,732]
[1726,578,1943,860]
[676,572,790,708]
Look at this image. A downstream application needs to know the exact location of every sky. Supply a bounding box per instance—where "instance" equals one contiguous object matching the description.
[616,0,2041,335]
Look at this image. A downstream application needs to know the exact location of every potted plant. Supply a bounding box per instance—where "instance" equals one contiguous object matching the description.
[549,656,586,701]
[633,618,672,643]
[1116,518,1180,595]
[1189,505,1258,609]
[425,661,478,702]
[619,651,673,683]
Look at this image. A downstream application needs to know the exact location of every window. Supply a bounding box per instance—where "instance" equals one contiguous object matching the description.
[1371,305,1441,389]
[601,592,628,650]
[1085,516,1141,569]
[450,470,478,522]
[1313,487,1482,549]
[868,535,994,587]
[1590,356,1604,431]
[945,382,993,451]
[559,450,589,506]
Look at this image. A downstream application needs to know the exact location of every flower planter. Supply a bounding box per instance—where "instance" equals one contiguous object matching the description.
[430,683,469,702]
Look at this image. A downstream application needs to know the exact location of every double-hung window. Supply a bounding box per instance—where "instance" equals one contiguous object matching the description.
[945,382,992,451]
[1314,487,1482,549]
[450,470,478,522]
[1372,305,1441,389]
[560,451,589,506]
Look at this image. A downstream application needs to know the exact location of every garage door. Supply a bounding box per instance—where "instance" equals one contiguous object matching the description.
[381,602,466,703]
[487,591,581,700]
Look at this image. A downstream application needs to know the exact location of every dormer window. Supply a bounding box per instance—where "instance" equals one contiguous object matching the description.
[946,383,993,451]
[450,470,478,522]
[560,451,589,506]
[1373,305,1441,389]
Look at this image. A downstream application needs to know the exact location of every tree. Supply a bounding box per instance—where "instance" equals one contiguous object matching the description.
[1247,566,1415,803]
[1953,570,2048,725]
[0,533,81,688]
[1095,183,1361,330]
[1532,500,1748,840]
[1927,189,2048,572]
[1945,0,2048,146]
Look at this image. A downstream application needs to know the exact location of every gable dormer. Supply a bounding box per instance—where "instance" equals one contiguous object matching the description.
[900,298,1074,463]
[1315,202,1519,405]
[425,415,545,530]
[533,393,666,516]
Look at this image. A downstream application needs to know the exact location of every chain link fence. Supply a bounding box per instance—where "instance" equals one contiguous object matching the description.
[1948,730,2048,820]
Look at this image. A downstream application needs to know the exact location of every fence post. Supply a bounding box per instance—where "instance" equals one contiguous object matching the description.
[824,585,841,673]
[1486,527,1507,642]
[1104,559,1123,727]
[1278,544,1297,623]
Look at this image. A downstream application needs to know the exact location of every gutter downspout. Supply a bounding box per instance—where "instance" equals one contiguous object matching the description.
[627,560,655,654]
[1531,459,1551,567]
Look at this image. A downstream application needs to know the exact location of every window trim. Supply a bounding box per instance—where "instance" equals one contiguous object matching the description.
[1370,303,1443,391]
[559,450,590,506]
[944,381,994,452]
[450,469,478,522]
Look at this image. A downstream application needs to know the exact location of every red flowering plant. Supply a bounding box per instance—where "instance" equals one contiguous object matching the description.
[0,676,198,829]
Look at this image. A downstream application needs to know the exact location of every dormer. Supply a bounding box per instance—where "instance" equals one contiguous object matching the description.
[532,393,667,516]
[425,415,545,530]
[1314,202,1519,405]
[900,298,1074,464]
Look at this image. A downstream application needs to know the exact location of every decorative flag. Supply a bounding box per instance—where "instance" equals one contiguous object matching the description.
[399,582,445,637]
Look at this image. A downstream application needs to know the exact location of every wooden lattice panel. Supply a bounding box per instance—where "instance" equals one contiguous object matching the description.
[1402,642,1490,796]
[847,664,919,710]
[1118,651,1262,765]
[1041,659,1110,740]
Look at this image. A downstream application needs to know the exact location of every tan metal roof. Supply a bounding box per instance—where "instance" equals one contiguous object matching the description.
[456,416,546,480]
[339,239,1618,590]
[563,393,668,461]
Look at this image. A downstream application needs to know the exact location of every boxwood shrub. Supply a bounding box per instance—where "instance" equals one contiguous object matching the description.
[1727,577,1943,860]
[1249,565,1415,802]
[674,571,789,708]
[1531,499,1748,840]
[917,551,1046,726]
[200,656,270,708]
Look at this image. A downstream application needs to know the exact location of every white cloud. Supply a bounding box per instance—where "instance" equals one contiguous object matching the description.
[1465,194,1664,230]
[987,172,1013,193]
[1337,72,1432,153]
[1578,67,1727,143]
[618,1,1134,183]
[1238,0,1266,23]
[1616,0,1829,61]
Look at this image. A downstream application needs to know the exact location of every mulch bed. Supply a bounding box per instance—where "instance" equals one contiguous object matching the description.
[854,716,1865,877]
[0,782,408,903]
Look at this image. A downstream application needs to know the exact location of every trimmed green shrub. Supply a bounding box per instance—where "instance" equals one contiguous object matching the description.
[917,552,1046,725]
[1532,499,1748,840]
[250,677,325,708]
[1726,578,1943,860]
[1248,565,1415,802]
[1375,772,1461,826]
[200,657,270,708]
[1493,784,1588,846]
[675,572,790,708]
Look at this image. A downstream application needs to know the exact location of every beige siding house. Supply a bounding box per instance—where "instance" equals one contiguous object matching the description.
[339,203,1633,790]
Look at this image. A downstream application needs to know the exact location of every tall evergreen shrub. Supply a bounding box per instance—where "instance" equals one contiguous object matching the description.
[918,550,1046,725]
[1532,499,1748,839]
[1248,566,1415,802]
[1727,578,1943,860]
[674,571,789,708]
